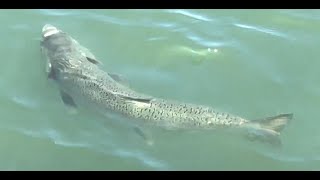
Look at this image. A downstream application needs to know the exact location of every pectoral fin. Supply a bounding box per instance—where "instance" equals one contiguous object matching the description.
[60,90,77,107]
[60,90,78,114]
[47,64,56,80]
[45,58,57,80]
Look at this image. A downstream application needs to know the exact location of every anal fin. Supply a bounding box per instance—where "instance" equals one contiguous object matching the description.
[133,126,154,146]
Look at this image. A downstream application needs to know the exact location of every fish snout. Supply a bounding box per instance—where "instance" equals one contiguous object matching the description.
[42,24,60,38]
[42,24,57,32]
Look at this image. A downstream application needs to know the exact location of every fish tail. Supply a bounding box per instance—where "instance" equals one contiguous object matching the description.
[244,113,293,147]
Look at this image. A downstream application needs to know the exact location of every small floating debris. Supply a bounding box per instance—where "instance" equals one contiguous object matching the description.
[172,46,220,56]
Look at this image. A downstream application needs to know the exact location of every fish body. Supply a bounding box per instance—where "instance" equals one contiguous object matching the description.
[40,24,293,146]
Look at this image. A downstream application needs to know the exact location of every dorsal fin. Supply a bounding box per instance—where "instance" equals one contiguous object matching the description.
[117,94,152,103]
[108,73,130,87]
[86,56,103,65]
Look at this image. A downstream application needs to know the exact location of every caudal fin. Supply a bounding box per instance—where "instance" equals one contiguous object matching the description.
[245,113,293,146]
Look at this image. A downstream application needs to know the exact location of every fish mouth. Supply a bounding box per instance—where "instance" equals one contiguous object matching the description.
[42,24,60,38]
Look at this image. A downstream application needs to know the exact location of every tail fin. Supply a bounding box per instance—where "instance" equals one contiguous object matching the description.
[244,113,293,147]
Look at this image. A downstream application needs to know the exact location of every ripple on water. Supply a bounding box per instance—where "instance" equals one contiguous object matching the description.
[259,150,319,164]
[11,95,39,110]
[233,23,293,40]
[113,149,169,170]
[13,126,169,170]
[16,127,92,148]
[280,10,320,21]
[146,36,168,41]
[166,9,213,22]
[185,31,227,47]
[86,12,131,26]
[37,9,77,17]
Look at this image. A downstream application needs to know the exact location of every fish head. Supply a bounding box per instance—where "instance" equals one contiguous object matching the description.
[42,24,60,38]
[40,24,72,53]
[40,24,75,78]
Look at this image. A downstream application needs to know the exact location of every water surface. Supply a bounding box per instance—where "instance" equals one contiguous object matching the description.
[0,9,319,170]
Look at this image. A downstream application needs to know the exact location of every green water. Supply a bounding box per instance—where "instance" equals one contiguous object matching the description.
[0,9,319,170]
